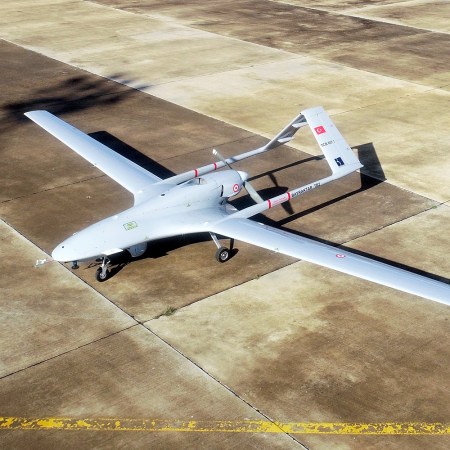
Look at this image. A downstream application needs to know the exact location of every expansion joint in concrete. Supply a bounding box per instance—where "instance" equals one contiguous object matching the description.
[141,324,309,448]
[0,323,139,382]
[1,174,106,205]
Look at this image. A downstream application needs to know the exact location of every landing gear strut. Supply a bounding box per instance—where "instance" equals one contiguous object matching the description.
[210,232,231,263]
[95,257,110,282]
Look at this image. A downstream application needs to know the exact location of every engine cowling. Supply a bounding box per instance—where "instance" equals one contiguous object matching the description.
[216,170,248,198]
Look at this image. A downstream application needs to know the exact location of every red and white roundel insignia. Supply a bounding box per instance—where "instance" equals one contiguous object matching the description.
[232,183,240,193]
[336,254,346,258]
[314,125,326,135]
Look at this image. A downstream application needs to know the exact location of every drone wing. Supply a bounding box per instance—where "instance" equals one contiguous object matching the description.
[209,218,450,305]
[25,111,163,202]
[204,105,449,305]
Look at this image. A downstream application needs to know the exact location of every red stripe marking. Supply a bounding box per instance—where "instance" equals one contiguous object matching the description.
[213,162,217,170]
[268,199,272,208]
[287,192,292,201]
[194,169,199,177]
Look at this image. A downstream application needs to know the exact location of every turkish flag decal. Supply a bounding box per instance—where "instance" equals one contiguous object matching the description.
[314,125,326,135]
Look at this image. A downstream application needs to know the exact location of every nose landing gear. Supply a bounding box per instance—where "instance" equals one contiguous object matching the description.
[95,257,111,282]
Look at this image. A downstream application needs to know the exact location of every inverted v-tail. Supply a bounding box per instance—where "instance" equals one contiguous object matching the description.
[228,106,363,220]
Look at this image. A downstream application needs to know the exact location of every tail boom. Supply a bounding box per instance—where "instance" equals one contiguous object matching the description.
[230,106,363,219]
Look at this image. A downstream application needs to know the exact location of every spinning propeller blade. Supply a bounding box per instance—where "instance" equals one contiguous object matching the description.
[212,149,264,204]
[243,179,264,204]
[212,148,232,169]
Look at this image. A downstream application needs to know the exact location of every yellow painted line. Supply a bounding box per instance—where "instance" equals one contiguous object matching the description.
[1,417,450,434]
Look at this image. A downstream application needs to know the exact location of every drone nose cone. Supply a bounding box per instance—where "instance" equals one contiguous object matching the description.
[237,171,249,182]
[52,239,79,262]
[52,244,69,262]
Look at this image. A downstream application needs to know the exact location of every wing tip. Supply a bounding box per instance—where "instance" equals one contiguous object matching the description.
[24,110,50,120]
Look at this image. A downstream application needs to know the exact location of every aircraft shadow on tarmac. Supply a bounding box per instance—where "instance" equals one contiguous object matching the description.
[274,143,386,226]
[4,73,149,127]
[80,133,450,287]
[90,131,175,179]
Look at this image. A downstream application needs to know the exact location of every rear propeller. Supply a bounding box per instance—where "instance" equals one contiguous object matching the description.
[212,149,264,204]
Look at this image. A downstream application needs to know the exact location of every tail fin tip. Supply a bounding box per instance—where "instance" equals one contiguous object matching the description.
[301,106,363,176]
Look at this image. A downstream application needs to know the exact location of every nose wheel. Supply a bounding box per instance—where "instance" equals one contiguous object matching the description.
[95,257,111,282]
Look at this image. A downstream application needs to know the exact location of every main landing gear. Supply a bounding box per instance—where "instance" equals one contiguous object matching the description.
[95,257,111,282]
[210,232,231,263]
[215,246,230,263]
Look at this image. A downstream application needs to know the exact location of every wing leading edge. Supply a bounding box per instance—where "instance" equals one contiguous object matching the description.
[209,218,450,305]
[25,111,162,200]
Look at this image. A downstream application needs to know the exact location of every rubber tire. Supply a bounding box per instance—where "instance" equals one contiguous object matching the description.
[96,267,110,282]
[215,247,230,263]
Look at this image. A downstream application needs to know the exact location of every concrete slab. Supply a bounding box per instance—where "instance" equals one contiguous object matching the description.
[329,90,450,202]
[280,0,450,33]
[0,325,299,448]
[0,0,293,86]
[0,1,449,448]
[99,0,450,86]
[346,203,450,276]
[1,0,448,202]
[0,219,135,377]
[344,0,450,34]
[146,57,429,129]
[147,205,450,449]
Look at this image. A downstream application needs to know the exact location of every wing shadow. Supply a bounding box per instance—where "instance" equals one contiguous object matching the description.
[4,73,149,131]
[89,131,175,178]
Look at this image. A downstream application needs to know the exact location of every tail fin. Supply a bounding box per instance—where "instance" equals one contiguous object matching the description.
[262,111,308,152]
[302,106,363,175]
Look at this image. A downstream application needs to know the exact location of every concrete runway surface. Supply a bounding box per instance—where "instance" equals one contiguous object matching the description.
[0,1,449,448]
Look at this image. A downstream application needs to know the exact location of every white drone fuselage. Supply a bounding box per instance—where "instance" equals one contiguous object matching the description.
[25,107,450,304]
[52,170,246,262]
